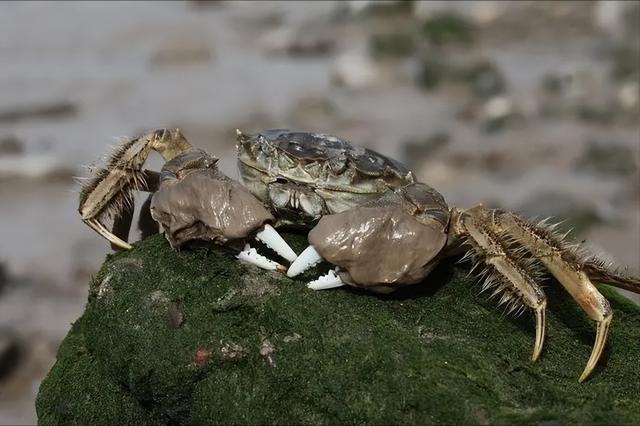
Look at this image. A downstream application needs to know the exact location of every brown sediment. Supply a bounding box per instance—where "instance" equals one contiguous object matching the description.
[309,206,447,287]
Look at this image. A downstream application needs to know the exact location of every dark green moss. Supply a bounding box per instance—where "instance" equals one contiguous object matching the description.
[38,234,640,425]
[35,316,151,426]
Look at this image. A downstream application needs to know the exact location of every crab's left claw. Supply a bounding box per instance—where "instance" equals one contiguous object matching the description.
[255,224,298,263]
[237,244,287,272]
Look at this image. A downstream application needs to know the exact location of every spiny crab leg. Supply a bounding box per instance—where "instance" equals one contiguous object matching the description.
[236,244,286,272]
[254,224,298,263]
[287,245,323,278]
[496,212,614,382]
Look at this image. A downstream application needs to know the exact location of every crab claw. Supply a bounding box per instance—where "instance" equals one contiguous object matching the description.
[287,245,323,277]
[237,244,286,272]
[308,268,345,290]
[254,224,298,263]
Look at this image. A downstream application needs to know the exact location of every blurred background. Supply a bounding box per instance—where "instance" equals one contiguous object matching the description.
[0,1,638,423]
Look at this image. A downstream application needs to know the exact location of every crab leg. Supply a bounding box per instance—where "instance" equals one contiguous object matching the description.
[84,218,133,250]
[452,207,548,362]
[236,244,286,272]
[495,211,613,382]
[79,129,191,249]
[287,246,323,277]
[254,224,298,263]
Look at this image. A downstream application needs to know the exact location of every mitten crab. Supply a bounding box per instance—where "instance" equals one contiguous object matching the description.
[79,128,639,382]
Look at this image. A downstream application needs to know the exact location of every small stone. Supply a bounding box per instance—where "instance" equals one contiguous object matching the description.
[220,342,246,360]
[193,348,210,367]
[0,136,24,156]
[332,52,381,90]
[617,82,639,110]
[259,339,276,368]
[0,331,20,379]
[167,303,184,329]
[283,333,302,343]
[0,101,77,124]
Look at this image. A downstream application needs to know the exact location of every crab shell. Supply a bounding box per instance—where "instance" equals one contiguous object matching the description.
[236,129,416,226]
[150,149,274,249]
[308,183,451,289]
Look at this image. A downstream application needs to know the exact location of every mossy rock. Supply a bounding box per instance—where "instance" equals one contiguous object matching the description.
[37,234,640,425]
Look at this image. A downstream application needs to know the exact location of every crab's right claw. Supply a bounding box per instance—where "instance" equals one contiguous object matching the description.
[287,245,346,290]
[287,245,323,277]
[308,268,344,290]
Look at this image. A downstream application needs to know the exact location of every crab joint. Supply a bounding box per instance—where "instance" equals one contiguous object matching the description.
[287,246,323,277]
[254,224,298,263]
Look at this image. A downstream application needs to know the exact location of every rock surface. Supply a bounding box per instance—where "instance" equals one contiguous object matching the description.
[36,234,640,425]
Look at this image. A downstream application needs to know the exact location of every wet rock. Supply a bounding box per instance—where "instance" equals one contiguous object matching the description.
[0,155,75,182]
[260,27,334,58]
[575,142,637,176]
[0,102,77,124]
[340,0,412,17]
[616,82,640,111]
[401,132,450,167]
[149,36,213,67]
[192,348,210,367]
[259,339,276,368]
[0,136,24,156]
[415,56,448,90]
[36,233,640,424]
[331,52,381,90]
[421,11,475,46]
[610,42,640,82]
[416,57,506,97]
[288,95,337,130]
[481,96,522,133]
[516,191,606,236]
[460,60,507,98]
[0,262,7,294]
[369,32,415,59]
[0,332,20,379]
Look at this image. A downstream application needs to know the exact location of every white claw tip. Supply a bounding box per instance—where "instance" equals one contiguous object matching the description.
[237,244,285,272]
[255,224,298,263]
[287,245,323,278]
[307,269,345,290]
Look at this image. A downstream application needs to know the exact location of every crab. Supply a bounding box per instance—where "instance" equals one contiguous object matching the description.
[79,128,639,383]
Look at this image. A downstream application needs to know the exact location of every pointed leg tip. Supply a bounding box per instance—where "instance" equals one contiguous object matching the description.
[111,241,133,251]
[531,350,542,363]
[578,369,591,383]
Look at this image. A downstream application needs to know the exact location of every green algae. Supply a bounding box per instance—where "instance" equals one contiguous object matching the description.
[37,234,640,425]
